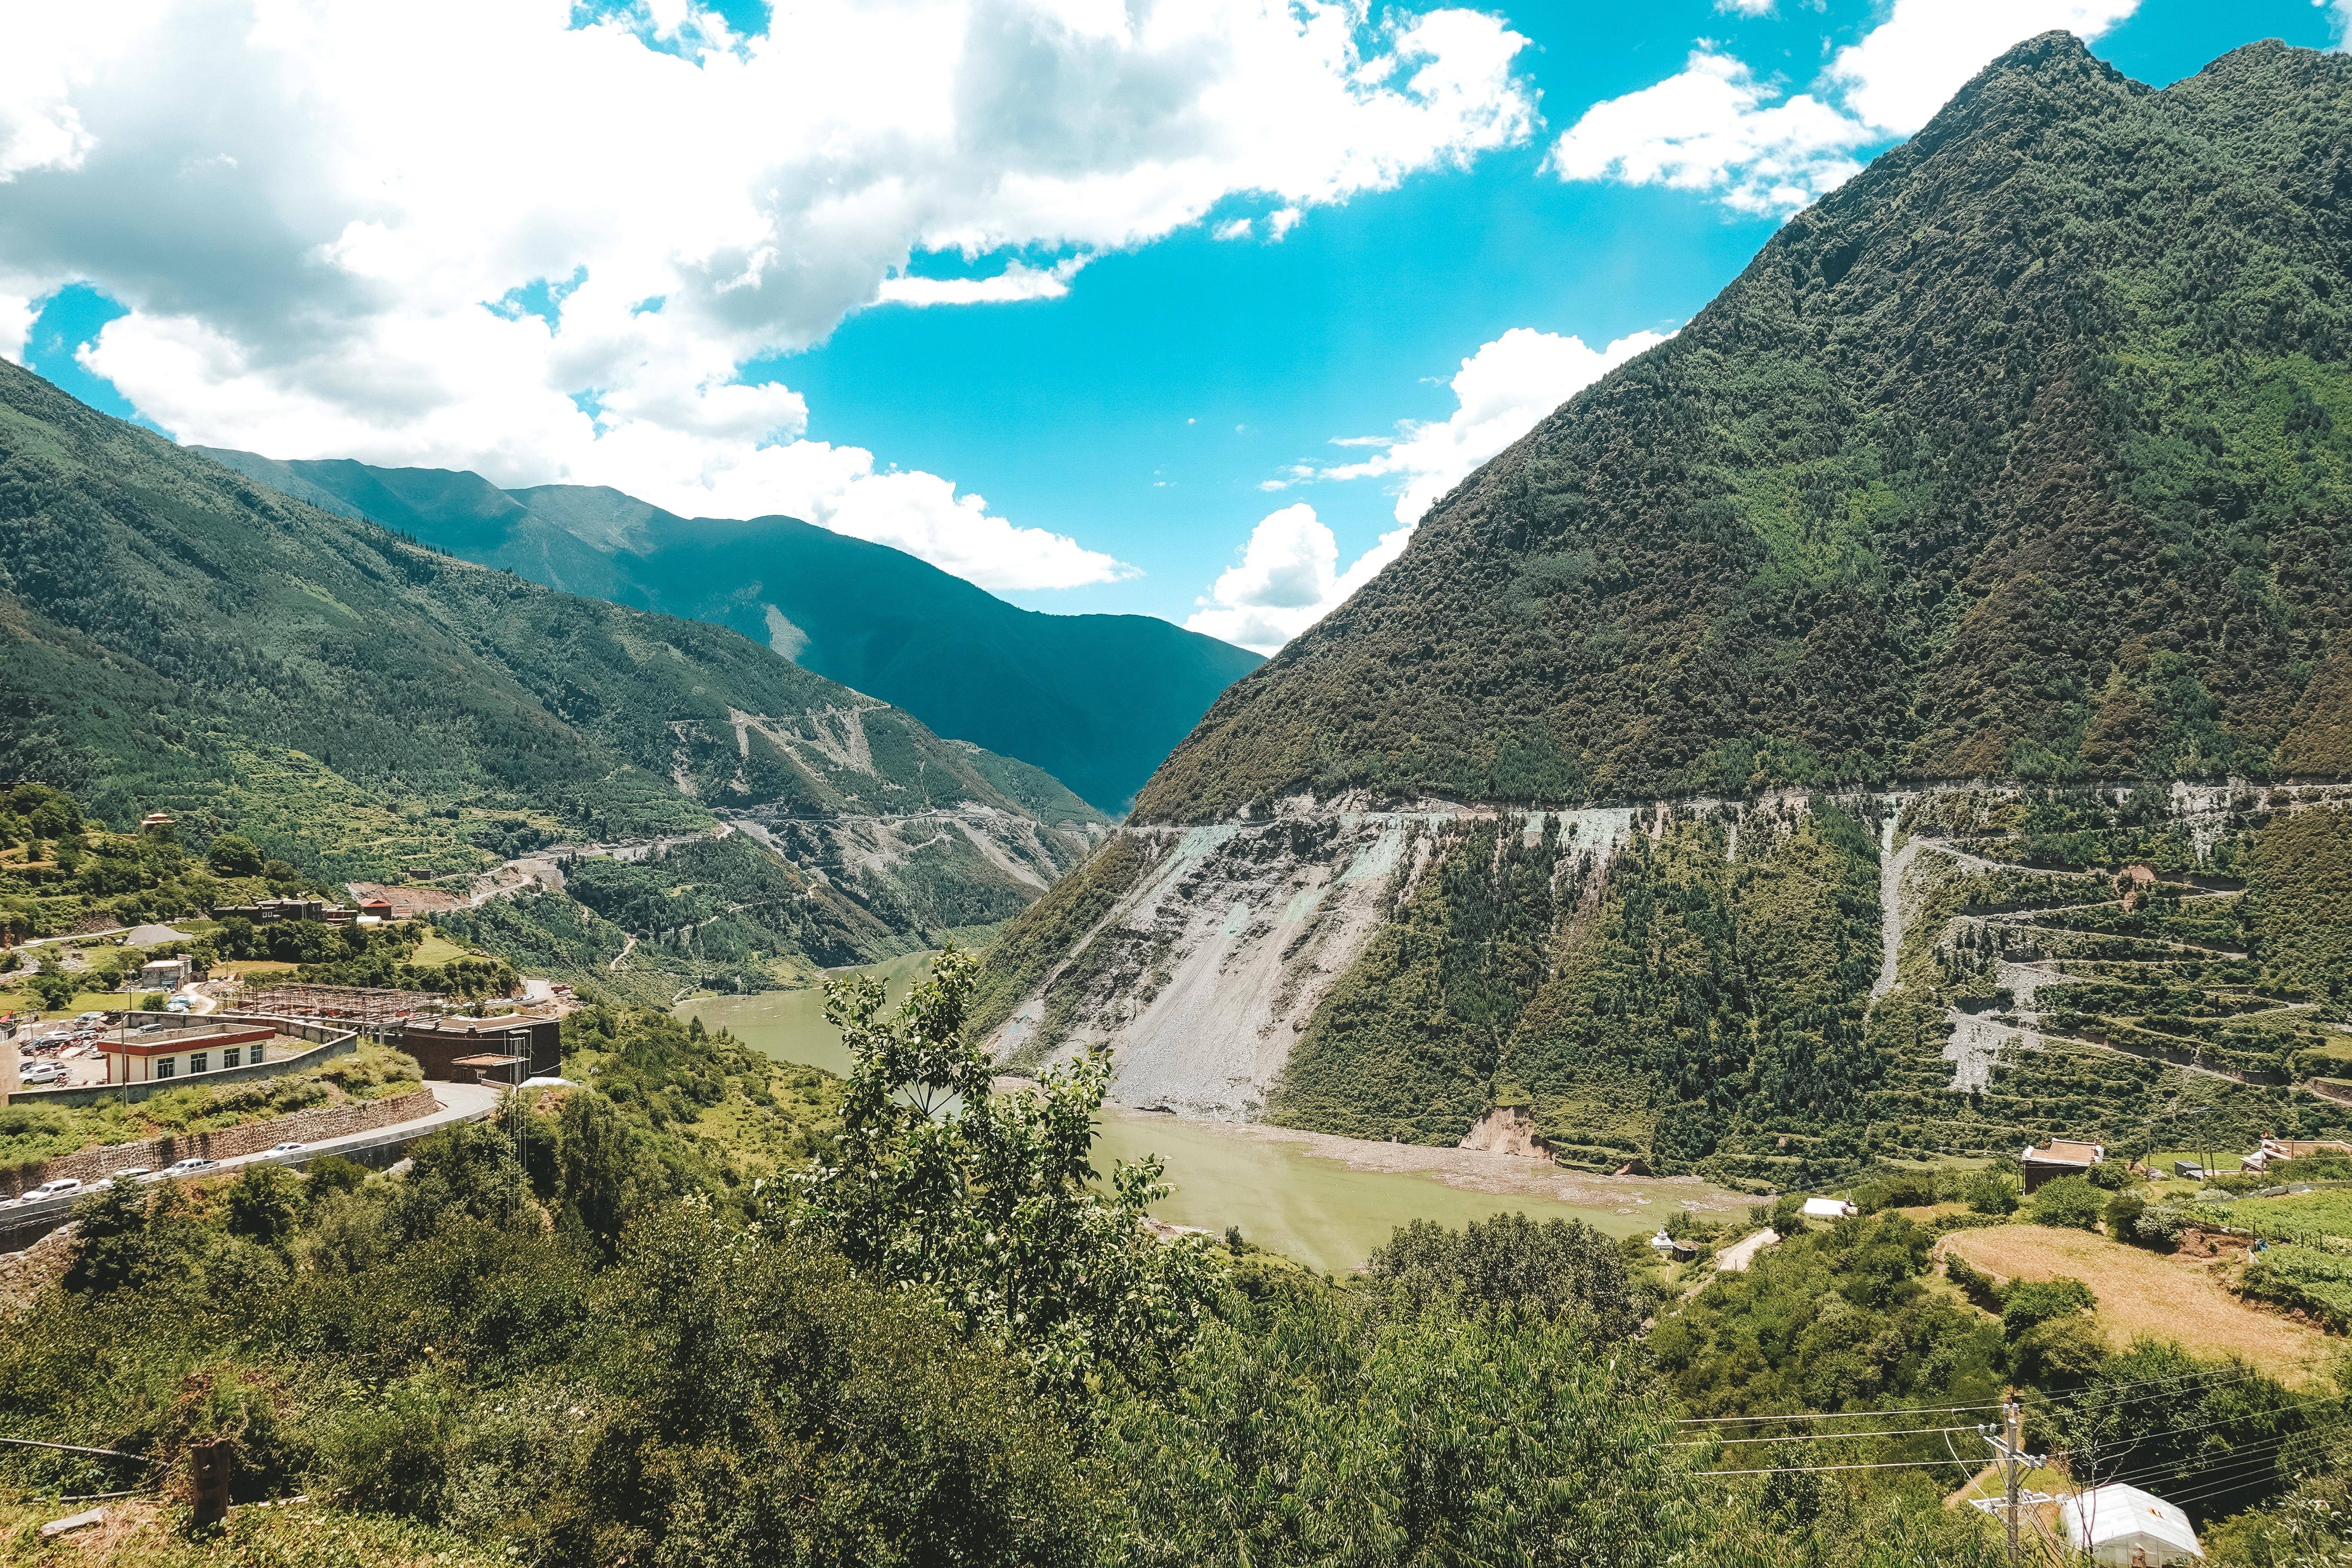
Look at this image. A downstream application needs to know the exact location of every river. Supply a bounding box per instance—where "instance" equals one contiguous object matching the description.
[678,957,1729,1277]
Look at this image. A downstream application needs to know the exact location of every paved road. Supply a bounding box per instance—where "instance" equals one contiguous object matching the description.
[0,1080,503,1236]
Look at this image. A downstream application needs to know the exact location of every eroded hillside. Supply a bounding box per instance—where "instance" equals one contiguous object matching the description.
[978,784,2352,1185]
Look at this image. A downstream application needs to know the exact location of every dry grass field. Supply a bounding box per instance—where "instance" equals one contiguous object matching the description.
[1941,1225,2342,1386]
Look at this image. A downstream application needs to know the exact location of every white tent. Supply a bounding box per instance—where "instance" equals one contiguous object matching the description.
[2060,1484,2203,1565]
[1801,1197,1856,1219]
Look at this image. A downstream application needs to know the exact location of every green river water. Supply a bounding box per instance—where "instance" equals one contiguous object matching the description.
[678,956,1654,1277]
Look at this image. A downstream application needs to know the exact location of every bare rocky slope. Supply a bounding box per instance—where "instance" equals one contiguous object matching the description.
[976,36,2352,1185]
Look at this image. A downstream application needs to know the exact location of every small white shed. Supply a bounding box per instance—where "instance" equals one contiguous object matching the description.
[1801,1197,1857,1220]
[2059,1483,2203,1565]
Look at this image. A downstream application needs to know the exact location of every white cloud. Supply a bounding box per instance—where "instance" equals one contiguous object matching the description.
[1192,322,1666,651]
[1319,325,1669,524]
[1212,217,1254,240]
[0,0,1537,592]
[2331,0,2352,53]
[1716,0,1776,14]
[1184,502,1410,653]
[1548,52,1868,215]
[1551,0,2142,214]
[1825,0,2139,135]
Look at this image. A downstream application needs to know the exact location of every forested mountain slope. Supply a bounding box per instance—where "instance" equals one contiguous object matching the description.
[198,449,1263,813]
[0,358,1103,971]
[1138,34,2352,823]
[976,36,2352,1183]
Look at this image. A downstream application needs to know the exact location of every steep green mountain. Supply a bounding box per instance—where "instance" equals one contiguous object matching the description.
[0,357,1104,977]
[196,450,1262,812]
[1138,34,2352,823]
[974,35,2352,1182]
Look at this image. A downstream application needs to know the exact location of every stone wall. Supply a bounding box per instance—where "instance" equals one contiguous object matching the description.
[0,1222,77,1307]
[0,1086,440,1196]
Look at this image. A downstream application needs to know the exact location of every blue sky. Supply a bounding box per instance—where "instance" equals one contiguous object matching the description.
[6,0,2343,647]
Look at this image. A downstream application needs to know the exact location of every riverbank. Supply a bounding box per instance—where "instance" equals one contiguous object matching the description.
[679,968,1751,1277]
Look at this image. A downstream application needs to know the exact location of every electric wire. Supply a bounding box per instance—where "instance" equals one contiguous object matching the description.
[1667,1424,1984,1449]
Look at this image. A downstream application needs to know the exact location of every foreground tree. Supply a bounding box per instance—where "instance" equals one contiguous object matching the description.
[790,945,1220,1395]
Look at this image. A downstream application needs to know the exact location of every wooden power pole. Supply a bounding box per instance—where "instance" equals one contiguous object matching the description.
[2004,1398,2024,1567]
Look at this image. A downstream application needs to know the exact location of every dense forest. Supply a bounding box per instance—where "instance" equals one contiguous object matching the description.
[1137,36,2352,822]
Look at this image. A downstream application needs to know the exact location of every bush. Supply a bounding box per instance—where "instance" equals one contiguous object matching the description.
[1967,1169,2020,1216]
[2132,1205,2192,1248]
[2087,1160,2133,1191]
[2028,1176,2106,1230]
[2000,1277,2097,1338]
[2103,1191,2147,1236]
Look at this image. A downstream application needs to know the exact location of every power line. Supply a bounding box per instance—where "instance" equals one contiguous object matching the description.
[1669,1424,1984,1449]
[1696,1457,1987,1478]
[1674,1401,2005,1425]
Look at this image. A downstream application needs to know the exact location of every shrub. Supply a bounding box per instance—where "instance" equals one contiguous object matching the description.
[1967,1169,2020,1216]
[2087,1160,2133,1191]
[2000,1277,2097,1338]
[2104,1191,2147,1236]
[2132,1205,2192,1247]
[2029,1176,2106,1230]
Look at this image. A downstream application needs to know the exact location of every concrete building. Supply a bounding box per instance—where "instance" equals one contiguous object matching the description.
[209,897,357,924]
[401,1014,560,1083]
[136,954,193,991]
[100,1021,290,1084]
[2021,1139,2104,1193]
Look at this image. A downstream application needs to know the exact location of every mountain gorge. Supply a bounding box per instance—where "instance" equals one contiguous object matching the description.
[0,358,1104,982]
[976,34,2352,1182]
[196,448,1262,813]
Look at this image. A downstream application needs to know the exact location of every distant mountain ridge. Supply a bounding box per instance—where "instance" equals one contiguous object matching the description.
[0,357,1106,981]
[196,448,1262,813]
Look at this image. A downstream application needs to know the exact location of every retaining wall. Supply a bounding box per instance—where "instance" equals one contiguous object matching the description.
[0,1086,440,1196]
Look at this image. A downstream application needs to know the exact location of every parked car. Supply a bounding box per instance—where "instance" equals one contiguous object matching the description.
[265,1142,308,1160]
[30,1178,82,1199]
[20,1064,62,1086]
[73,1012,106,1025]
[162,1158,217,1177]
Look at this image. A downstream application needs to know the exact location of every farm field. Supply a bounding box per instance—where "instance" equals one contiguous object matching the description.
[2187,1190,2352,1243]
[1941,1225,2341,1387]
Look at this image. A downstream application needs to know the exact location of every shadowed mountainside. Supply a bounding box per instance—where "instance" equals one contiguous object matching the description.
[196,449,1262,813]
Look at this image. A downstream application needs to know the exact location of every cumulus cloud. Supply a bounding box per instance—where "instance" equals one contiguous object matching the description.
[1184,502,1411,653]
[1192,322,1666,651]
[1549,53,1868,216]
[1551,0,2141,214]
[1320,326,1668,524]
[0,0,1538,591]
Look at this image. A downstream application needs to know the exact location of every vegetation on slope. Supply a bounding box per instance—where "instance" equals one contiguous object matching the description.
[199,453,1263,814]
[1137,36,2352,821]
[1260,790,2352,1184]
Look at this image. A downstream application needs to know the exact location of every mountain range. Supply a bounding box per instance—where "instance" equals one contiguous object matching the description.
[195,448,1260,814]
[974,34,2352,1184]
[0,355,1106,986]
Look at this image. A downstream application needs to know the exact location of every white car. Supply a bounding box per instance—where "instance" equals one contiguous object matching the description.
[73,1012,106,1025]
[162,1158,217,1177]
[20,1065,62,1086]
[30,1178,82,1199]
[265,1142,308,1160]
[109,1167,153,1184]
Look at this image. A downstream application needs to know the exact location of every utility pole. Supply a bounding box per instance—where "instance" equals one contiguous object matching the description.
[2005,1397,2024,1568]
